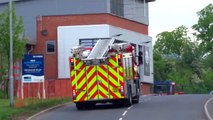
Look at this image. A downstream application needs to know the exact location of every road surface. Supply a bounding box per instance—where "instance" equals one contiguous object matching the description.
[32,94,211,120]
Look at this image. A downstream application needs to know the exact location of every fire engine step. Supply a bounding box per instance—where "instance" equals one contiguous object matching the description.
[87,38,114,59]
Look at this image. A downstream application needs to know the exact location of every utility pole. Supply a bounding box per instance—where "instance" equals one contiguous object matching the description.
[9,0,14,107]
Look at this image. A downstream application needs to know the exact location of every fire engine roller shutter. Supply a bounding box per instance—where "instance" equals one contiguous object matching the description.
[97,65,110,99]
[71,58,87,102]
[108,56,124,99]
[86,65,112,100]
[86,66,99,100]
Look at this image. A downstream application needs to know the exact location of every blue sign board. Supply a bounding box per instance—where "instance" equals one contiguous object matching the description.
[22,54,44,83]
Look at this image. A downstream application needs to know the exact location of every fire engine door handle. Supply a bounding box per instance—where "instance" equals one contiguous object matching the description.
[76,89,86,92]
[74,69,82,71]
[112,66,120,68]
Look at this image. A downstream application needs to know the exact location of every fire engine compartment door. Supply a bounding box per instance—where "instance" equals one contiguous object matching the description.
[86,65,110,100]
[108,56,124,99]
[70,59,87,102]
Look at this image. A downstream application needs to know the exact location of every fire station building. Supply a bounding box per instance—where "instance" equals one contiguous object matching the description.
[0,0,155,98]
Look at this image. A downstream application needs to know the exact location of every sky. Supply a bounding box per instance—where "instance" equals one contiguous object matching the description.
[148,0,212,44]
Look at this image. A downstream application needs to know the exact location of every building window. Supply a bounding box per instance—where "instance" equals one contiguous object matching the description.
[110,0,124,17]
[46,41,55,53]
[79,39,98,48]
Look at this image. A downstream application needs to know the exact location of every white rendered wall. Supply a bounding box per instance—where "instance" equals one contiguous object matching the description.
[57,24,153,84]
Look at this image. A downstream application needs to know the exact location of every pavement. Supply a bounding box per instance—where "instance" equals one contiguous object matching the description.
[205,97,213,120]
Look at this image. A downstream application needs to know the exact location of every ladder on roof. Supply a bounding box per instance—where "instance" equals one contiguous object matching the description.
[87,38,115,59]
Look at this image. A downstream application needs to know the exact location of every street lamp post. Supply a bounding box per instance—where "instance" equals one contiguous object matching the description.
[9,0,14,107]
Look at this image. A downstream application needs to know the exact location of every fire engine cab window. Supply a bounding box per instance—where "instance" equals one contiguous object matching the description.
[46,41,55,53]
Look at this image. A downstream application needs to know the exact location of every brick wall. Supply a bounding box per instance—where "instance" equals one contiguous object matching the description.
[141,83,153,95]
[34,13,148,80]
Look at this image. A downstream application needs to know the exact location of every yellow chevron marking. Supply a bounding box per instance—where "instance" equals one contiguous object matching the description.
[71,70,75,76]
[89,84,98,99]
[76,71,86,89]
[97,65,110,99]
[109,58,117,66]
[76,91,87,101]
[86,66,96,79]
[99,85,108,95]
[71,71,76,85]
[108,66,117,75]
[86,66,98,99]
[76,61,83,69]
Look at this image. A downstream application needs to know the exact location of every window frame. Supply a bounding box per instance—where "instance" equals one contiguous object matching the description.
[46,40,56,54]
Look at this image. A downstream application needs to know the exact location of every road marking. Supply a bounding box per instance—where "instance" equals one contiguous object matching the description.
[128,105,133,109]
[122,110,128,116]
[204,97,213,120]
[119,118,123,120]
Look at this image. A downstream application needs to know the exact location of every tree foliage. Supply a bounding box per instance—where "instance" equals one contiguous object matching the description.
[192,4,213,54]
[154,26,190,56]
[0,3,27,98]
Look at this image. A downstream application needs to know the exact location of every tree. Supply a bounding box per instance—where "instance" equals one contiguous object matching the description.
[154,26,190,56]
[192,4,213,92]
[0,3,27,98]
[153,25,206,93]
[192,4,213,54]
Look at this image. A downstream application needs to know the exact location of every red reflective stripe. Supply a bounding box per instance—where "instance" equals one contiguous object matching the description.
[87,66,93,72]
[90,90,98,99]
[99,90,108,98]
[77,73,86,85]
[71,75,75,81]
[88,81,97,93]
[109,79,117,88]
[108,71,118,83]
[79,92,87,102]
[108,61,116,68]
[75,60,80,66]
[120,80,124,86]
[109,89,119,99]
[99,83,108,94]
[76,64,85,75]
[111,57,117,63]
[98,71,107,81]
[119,70,124,77]
[87,71,96,84]
[78,82,87,92]
[99,65,107,71]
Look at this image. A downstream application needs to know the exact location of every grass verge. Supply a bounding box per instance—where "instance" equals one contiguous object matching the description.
[0,98,70,120]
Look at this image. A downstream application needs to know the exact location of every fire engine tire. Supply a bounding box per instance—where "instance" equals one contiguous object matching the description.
[113,101,121,107]
[76,103,84,110]
[133,88,140,104]
[126,86,133,107]
[85,103,95,109]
